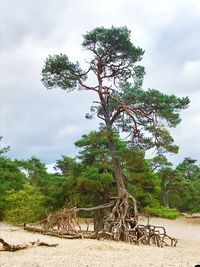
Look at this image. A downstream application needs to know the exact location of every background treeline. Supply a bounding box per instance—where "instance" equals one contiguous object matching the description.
[0,132,200,225]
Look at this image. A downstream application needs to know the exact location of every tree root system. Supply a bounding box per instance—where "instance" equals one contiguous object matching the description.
[24,196,177,247]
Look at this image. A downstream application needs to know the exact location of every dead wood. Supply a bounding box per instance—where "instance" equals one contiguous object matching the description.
[29,240,58,247]
[0,238,58,252]
[0,238,28,252]
[181,212,200,218]
[24,225,45,234]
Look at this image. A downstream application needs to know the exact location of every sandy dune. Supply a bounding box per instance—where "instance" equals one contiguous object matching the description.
[0,217,200,267]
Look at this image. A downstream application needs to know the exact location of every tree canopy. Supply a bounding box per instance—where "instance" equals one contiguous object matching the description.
[42,26,189,199]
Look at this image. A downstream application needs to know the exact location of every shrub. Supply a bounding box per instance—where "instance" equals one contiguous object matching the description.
[4,184,46,225]
[145,205,179,219]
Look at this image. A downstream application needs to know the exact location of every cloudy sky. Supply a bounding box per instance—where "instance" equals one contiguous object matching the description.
[1,0,200,169]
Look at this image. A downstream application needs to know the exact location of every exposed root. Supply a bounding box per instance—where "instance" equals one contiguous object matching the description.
[103,194,137,242]
[24,196,177,247]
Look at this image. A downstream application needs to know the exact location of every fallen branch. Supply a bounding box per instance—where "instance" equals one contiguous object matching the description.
[24,225,45,234]
[0,238,58,252]
[181,212,200,218]
[76,202,115,212]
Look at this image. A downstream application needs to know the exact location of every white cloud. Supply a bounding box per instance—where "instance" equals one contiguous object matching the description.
[181,61,200,86]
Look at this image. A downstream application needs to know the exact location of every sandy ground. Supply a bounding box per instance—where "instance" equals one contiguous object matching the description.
[0,217,200,267]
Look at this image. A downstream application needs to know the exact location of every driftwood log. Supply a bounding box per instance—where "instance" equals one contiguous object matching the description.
[24,198,177,247]
[0,238,58,252]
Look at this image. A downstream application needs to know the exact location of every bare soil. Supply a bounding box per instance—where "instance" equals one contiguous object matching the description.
[0,216,200,267]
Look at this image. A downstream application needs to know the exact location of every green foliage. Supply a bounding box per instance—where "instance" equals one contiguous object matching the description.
[78,166,115,201]
[159,167,180,207]
[16,156,47,185]
[41,26,189,155]
[17,156,80,212]
[75,130,127,168]
[157,158,200,213]
[188,179,200,213]
[41,26,189,202]
[40,173,69,211]
[53,156,83,208]
[75,131,132,206]
[148,155,172,171]
[15,157,66,211]
[55,156,82,177]
[1,134,199,220]
[112,82,189,152]
[176,157,200,179]
[41,54,85,90]
[145,205,179,219]
[119,83,189,127]
[0,146,26,220]
[4,184,46,225]
[0,158,26,192]
[82,26,145,85]
[74,131,164,211]
[0,137,10,156]
[128,179,160,208]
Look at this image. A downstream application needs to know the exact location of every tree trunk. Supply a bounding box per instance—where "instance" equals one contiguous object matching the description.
[106,127,127,198]
[93,193,105,231]
[98,77,126,198]
[163,192,169,208]
[161,180,169,207]
[94,209,105,231]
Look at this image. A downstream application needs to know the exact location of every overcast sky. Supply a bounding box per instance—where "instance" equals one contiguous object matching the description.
[1,0,200,169]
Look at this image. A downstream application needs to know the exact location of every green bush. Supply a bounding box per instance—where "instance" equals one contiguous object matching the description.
[145,205,179,219]
[4,184,46,225]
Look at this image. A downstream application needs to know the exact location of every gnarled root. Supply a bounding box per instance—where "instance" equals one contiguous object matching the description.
[103,194,138,242]
[101,195,177,246]
[24,195,177,247]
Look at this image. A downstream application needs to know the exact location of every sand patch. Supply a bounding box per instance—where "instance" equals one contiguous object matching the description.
[0,218,200,267]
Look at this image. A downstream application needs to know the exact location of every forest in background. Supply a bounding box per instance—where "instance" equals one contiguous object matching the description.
[1,132,200,225]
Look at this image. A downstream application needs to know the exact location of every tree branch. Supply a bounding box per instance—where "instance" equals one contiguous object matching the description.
[75,201,115,212]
